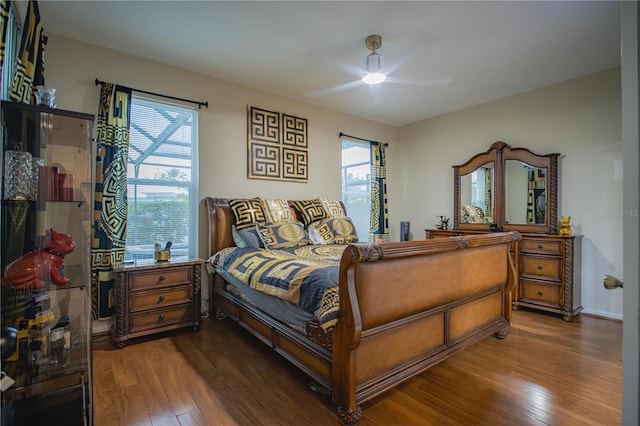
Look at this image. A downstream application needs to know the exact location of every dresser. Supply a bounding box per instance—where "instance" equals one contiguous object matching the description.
[515,234,582,321]
[112,257,203,347]
[425,229,582,321]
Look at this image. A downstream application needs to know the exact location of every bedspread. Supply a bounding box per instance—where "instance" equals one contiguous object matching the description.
[209,245,348,330]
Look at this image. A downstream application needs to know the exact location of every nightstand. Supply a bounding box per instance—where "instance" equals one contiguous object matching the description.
[112,257,203,347]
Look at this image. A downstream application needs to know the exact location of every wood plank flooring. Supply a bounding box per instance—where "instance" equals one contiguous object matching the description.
[92,310,622,425]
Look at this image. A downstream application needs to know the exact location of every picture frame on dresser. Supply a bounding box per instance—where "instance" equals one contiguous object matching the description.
[425,141,582,321]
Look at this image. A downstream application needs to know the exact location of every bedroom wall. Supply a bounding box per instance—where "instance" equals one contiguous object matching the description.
[397,68,623,319]
[43,34,398,332]
[43,35,399,245]
[41,35,622,322]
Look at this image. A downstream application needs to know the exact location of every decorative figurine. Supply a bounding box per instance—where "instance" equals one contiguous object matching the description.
[559,216,572,236]
[2,229,75,290]
[437,215,450,230]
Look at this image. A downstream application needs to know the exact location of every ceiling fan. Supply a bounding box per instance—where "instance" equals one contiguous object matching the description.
[306,34,451,98]
[362,34,386,85]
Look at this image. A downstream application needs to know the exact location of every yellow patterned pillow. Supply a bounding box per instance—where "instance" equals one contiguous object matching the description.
[257,221,312,249]
[309,217,358,244]
[318,197,346,218]
[229,198,266,230]
[261,198,294,224]
[291,199,328,226]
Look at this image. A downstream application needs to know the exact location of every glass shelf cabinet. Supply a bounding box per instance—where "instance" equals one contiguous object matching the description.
[1,101,94,425]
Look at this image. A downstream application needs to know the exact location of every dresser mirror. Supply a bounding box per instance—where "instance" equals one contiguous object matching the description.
[505,160,548,226]
[453,141,559,234]
[459,162,494,224]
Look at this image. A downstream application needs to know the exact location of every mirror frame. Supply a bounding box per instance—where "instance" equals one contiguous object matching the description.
[453,141,560,234]
[453,146,497,231]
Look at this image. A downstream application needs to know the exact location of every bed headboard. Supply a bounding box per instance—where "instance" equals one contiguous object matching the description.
[203,197,347,258]
[204,197,235,257]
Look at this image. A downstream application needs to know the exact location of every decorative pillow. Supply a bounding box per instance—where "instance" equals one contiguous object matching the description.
[472,206,486,218]
[291,199,328,226]
[232,225,263,248]
[462,205,490,224]
[257,221,313,249]
[318,197,346,218]
[309,217,358,245]
[229,198,266,230]
[261,198,294,224]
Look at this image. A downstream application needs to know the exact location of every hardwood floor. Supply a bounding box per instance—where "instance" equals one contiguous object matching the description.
[92,310,622,425]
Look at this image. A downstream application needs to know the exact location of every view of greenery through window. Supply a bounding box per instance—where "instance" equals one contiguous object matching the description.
[125,97,198,260]
[342,140,371,242]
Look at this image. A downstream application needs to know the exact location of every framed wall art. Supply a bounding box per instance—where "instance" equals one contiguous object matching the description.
[247,105,308,182]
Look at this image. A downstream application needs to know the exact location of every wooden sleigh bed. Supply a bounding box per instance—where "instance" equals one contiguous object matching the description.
[204,197,520,425]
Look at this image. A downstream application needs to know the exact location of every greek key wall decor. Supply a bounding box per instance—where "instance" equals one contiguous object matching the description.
[248,105,308,182]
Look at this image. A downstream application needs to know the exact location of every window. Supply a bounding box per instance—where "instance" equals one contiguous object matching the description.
[470,168,485,209]
[341,139,371,241]
[125,96,198,260]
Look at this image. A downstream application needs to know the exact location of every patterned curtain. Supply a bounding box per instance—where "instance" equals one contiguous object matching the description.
[9,0,44,104]
[92,82,131,319]
[484,167,493,217]
[369,142,389,243]
[0,0,10,75]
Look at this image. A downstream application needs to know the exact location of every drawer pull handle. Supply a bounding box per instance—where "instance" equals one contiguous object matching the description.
[158,295,165,302]
[538,244,543,249]
[537,264,543,270]
[158,275,165,282]
[537,290,543,296]
[158,314,166,321]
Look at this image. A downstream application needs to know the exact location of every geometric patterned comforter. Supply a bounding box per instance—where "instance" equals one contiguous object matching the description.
[209,245,348,330]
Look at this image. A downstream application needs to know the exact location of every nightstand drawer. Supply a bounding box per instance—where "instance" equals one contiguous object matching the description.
[521,281,561,306]
[130,286,192,312]
[521,239,562,255]
[130,305,192,333]
[128,267,191,291]
[521,255,561,280]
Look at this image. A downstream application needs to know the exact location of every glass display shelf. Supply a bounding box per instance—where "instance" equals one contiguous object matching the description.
[1,100,94,425]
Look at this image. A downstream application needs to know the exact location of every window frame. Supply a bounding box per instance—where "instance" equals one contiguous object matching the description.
[125,95,199,260]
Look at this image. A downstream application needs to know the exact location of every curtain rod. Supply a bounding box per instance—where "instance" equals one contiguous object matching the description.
[339,132,388,146]
[95,78,208,109]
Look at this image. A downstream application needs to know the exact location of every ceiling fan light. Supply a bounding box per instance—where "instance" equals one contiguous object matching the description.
[366,52,383,73]
[364,52,386,84]
[363,72,386,84]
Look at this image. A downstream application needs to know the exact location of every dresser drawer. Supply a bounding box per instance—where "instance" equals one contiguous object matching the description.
[521,280,561,306]
[521,255,561,280]
[129,286,192,312]
[521,239,562,255]
[130,305,192,333]
[128,267,192,291]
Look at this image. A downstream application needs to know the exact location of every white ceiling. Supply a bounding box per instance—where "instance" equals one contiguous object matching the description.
[31,1,620,127]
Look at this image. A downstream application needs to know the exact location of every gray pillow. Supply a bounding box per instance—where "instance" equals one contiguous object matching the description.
[232,225,263,248]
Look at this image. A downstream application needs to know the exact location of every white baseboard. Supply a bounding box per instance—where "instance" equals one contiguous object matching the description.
[582,308,623,321]
[92,319,112,335]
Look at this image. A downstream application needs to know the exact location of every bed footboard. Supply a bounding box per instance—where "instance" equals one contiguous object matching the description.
[332,232,519,425]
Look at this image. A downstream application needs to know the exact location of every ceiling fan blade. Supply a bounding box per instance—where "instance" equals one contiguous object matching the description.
[384,76,453,86]
[306,79,365,98]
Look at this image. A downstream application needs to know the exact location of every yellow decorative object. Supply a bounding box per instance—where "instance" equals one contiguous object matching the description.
[559,216,572,236]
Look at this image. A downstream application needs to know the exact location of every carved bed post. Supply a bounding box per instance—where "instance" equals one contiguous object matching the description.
[332,246,364,425]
